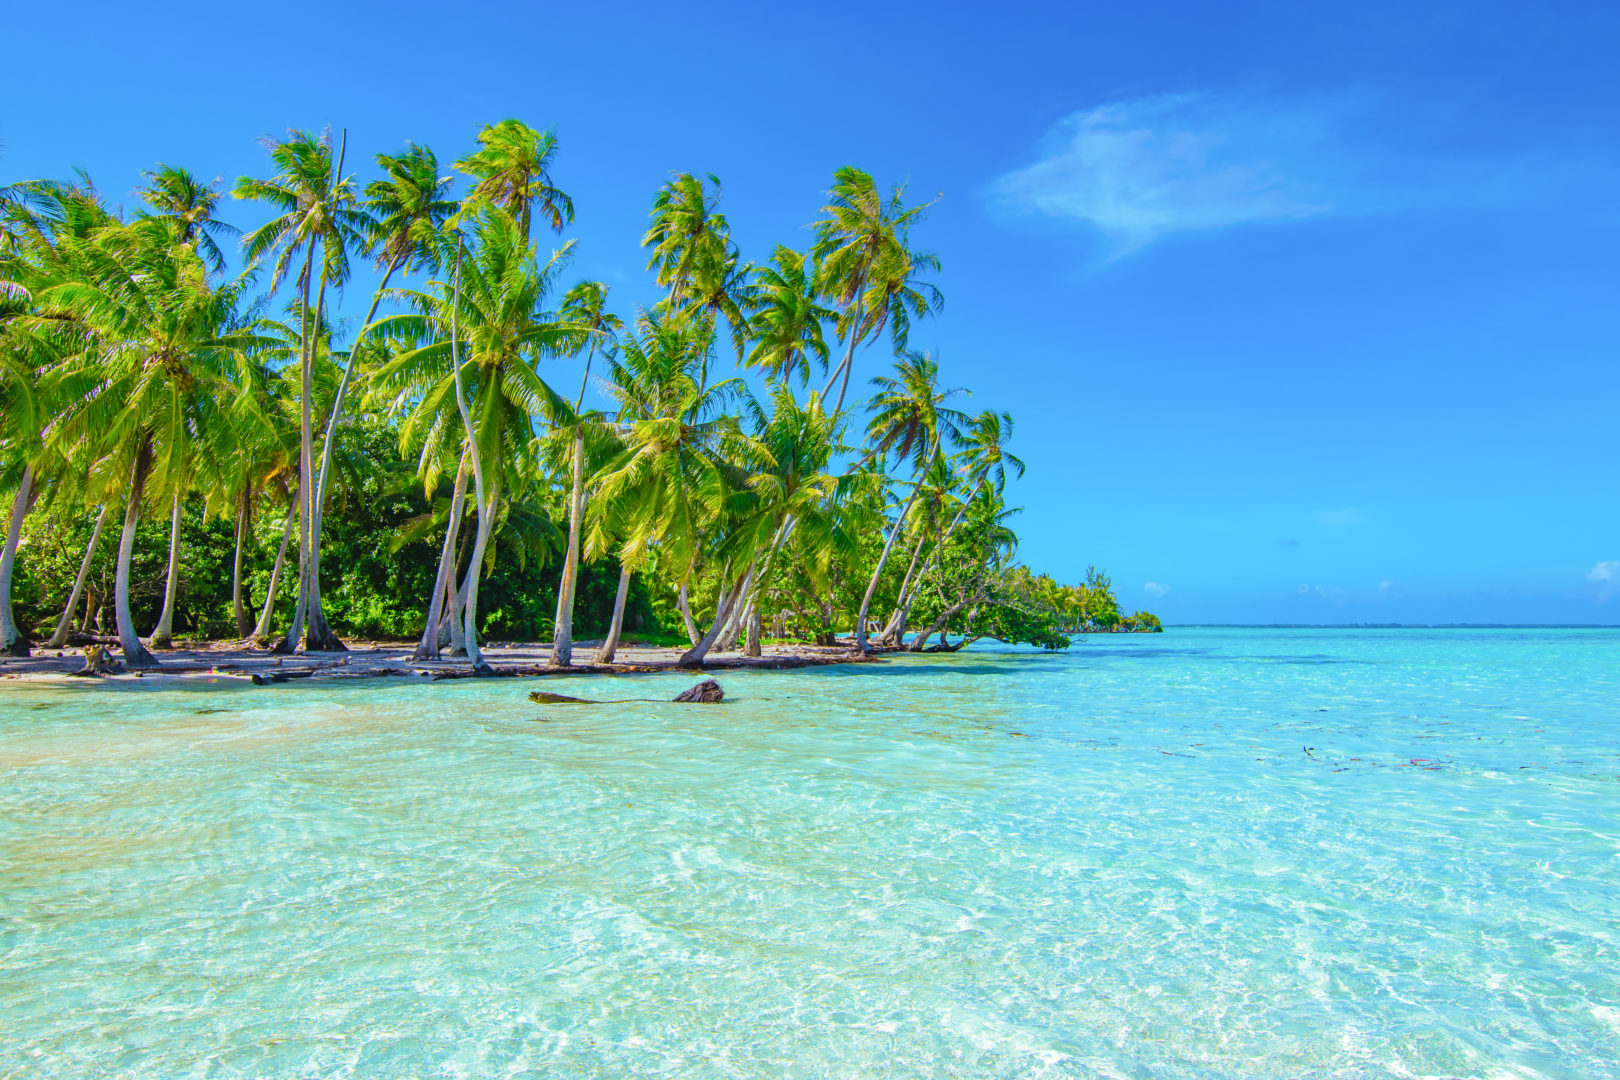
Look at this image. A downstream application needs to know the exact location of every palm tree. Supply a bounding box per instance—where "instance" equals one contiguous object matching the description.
[745,247,831,386]
[137,165,238,275]
[811,168,943,412]
[852,350,966,652]
[548,281,621,666]
[642,173,730,308]
[370,208,572,667]
[303,144,455,650]
[880,409,1022,646]
[37,217,259,666]
[456,120,573,240]
[589,309,750,665]
[234,128,366,652]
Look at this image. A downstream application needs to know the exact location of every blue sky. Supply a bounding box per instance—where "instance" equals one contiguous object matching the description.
[6,0,1617,623]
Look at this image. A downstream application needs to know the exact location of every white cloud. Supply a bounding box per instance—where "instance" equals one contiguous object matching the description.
[1589,561,1619,583]
[1144,582,1171,598]
[992,93,1335,255]
[1378,580,1395,592]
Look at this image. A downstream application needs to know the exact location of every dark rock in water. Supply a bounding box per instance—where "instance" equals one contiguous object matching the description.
[673,679,724,703]
[70,645,122,677]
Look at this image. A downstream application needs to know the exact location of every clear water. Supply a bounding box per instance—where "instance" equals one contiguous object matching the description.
[2,628,1618,1079]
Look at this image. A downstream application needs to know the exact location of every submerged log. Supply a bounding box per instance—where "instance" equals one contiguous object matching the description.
[672,679,724,703]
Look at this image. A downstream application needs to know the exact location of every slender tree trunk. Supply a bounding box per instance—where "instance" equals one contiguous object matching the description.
[305,258,402,653]
[461,488,496,672]
[275,243,321,655]
[895,477,983,646]
[149,490,184,648]
[677,570,749,669]
[80,586,97,634]
[413,456,468,661]
[115,450,158,668]
[47,504,110,649]
[676,579,701,646]
[447,238,494,674]
[548,427,587,666]
[594,565,631,663]
[856,472,927,652]
[550,338,601,667]
[878,527,930,645]
[0,465,36,656]
[744,604,762,657]
[716,556,759,653]
[822,298,865,413]
[232,487,252,637]
[252,495,297,643]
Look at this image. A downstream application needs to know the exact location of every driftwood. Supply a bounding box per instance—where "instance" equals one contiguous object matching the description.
[527,680,726,706]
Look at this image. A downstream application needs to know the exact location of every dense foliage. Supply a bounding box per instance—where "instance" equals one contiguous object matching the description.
[0,122,1153,665]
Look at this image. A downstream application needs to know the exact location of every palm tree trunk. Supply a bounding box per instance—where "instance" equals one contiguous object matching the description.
[252,494,297,642]
[304,258,404,653]
[716,556,759,653]
[895,477,982,645]
[447,238,494,675]
[47,504,110,649]
[0,465,36,656]
[460,489,496,672]
[413,456,468,661]
[878,527,930,645]
[677,570,749,669]
[822,298,865,413]
[276,243,321,655]
[743,604,762,657]
[550,337,602,667]
[548,426,587,666]
[676,579,701,646]
[594,565,632,663]
[115,449,159,668]
[232,488,252,637]
[856,473,926,652]
[149,490,185,649]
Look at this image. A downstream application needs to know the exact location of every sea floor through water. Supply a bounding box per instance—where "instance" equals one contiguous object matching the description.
[2,627,1618,1078]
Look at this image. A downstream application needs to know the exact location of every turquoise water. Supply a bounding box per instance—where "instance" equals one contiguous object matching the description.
[2,628,1618,1079]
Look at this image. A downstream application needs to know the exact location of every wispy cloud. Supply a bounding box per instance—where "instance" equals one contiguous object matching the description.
[1144,582,1171,598]
[1590,561,1620,602]
[991,93,1338,256]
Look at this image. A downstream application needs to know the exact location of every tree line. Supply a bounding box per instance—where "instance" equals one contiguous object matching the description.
[0,120,1153,668]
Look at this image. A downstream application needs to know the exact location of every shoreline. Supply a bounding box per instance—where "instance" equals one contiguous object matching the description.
[0,639,885,687]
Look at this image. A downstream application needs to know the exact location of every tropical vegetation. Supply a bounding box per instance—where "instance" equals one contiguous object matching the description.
[0,122,1155,667]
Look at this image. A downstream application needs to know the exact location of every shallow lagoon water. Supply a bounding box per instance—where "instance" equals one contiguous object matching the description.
[2,627,1618,1079]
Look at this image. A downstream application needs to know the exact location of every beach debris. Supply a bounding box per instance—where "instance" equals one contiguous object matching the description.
[528,690,596,705]
[673,679,725,704]
[69,645,122,678]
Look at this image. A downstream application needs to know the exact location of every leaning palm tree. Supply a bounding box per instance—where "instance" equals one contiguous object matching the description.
[811,167,943,412]
[852,350,967,652]
[589,309,748,664]
[371,208,572,667]
[642,173,731,310]
[137,165,238,275]
[234,127,366,652]
[548,281,621,666]
[37,217,259,667]
[302,143,456,649]
[455,120,573,240]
